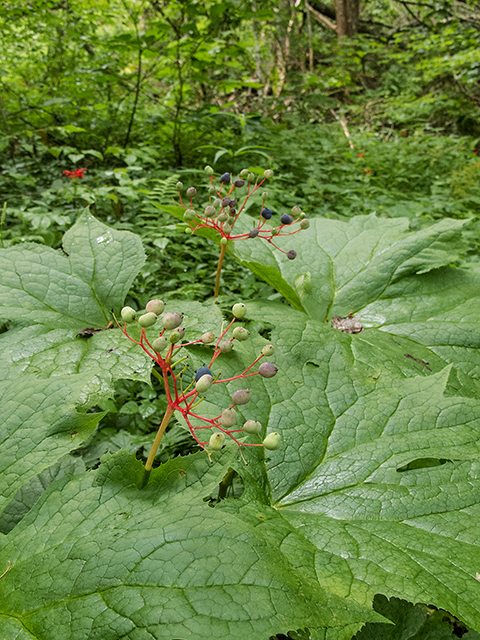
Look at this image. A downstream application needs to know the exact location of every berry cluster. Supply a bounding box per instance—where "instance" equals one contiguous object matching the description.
[175,168,310,296]
[116,299,281,472]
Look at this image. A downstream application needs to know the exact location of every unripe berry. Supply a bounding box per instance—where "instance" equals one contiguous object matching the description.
[300,219,310,229]
[201,332,215,344]
[121,306,136,323]
[186,187,197,198]
[247,172,256,183]
[220,408,237,427]
[162,312,183,330]
[232,302,246,318]
[209,432,225,450]
[220,238,228,246]
[195,365,212,381]
[291,205,302,215]
[264,169,274,179]
[176,181,184,191]
[227,216,236,226]
[219,341,233,353]
[213,198,222,209]
[259,362,278,378]
[233,326,250,341]
[184,209,196,221]
[263,432,281,450]
[240,169,249,179]
[243,420,262,435]
[220,172,231,184]
[218,212,229,223]
[170,328,184,344]
[223,223,232,234]
[261,207,273,220]
[299,212,306,220]
[232,388,251,405]
[281,213,293,225]
[138,312,157,328]
[204,165,215,176]
[234,179,245,188]
[272,228,280,236]
[222,196,231,207]
[146,299,165,316]
[185,227,193,234]
[152,336,168,352]
[262,344,274,357]
[208,186,216,196]
[249,228,260,238]
[204,205,216,217]
[262,191,268,200]
[287,250,297,260]
[196,374,213,393]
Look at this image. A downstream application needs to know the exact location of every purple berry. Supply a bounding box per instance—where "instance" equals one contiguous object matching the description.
[281,213,293,225]
[259,362,278,378]
[261,208,273,220]
[195,365,212,382]
[287,250,297,260]
[220,172,231,184]
[222,196,231,208]
[234,179,245,188]
[249,228,260,238]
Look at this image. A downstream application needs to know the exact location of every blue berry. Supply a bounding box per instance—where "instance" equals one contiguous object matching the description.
[287,250,297,260]
[220,172,231,184]
[234,179,244,188]
[195,365,212,382]
[281,213,293,225]
[261,208,273,220]
[222,196,231,207]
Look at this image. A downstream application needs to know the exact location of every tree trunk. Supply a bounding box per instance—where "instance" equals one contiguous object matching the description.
[335,0,359,39]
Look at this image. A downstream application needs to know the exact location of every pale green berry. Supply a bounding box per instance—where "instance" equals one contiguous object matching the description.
[152,336,168,352]
[220,408,237,427]
[201,332,215,344]
[176,181,184,191]
[247,172,256,183]
[233,326,250,341]
[146,299,164,316]
[196,374,213,393]
[219,341,233,353]
[264,169,274,179]
[162,312,183,330]
[300,219,310,229]
[243,420,262,435]
[218,212,228,223]
[208,186,216,195]
[240,168,249,179]
[262,191,268,200]
[184,209,196,221]
[209,432,225,450]
[138,312,157,328]
[232,388,251,405]
[213,198,222,209]
[262,344,274,357]
[205,165,215,176]
[259,362,278,378]
[299,212,306,220]
[185,227,193,234]
[170,328,184,344]
[227,216,236,226]
[220,237,228,246]
[263,432,281,450]
[121,306,136,323]
[223,223,232,234]
[291,205,302,215]
[232,302,246,318]
[186,187,197,198]
[204,205,216,217]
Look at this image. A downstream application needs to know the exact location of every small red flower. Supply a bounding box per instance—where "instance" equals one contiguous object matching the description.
[62,168,87,179]
[363,169,372,174]
[357,153,364,158]
[474,150,479,155]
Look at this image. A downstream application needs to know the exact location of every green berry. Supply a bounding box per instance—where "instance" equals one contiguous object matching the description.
[218,212,228,223]
[223,223,232,234]
[170,328,184,344]
[232,302,246,318]
[291,205,302,215]
[259,362,277,378]
[220,408,237,427]
[262,344,274,357]
[213,198,222,209]
[220,237,228,246]
[186,187,197,198]
[184,209,196,221]
[263,432,281,450]
[145,299,164,316]
[227,216,236,226]
[204,205,216,217]
[243,420,262,435]
[205,165,215,176]
[232,388,251,405]
[262,191,268,200]
[219,341,233,353]
[240,169,249,179]
[196,374,213,393]
[233,326,250,341]
[121,306,136,323]
[209,432,225,450]
[247,172,256,183]
[176,181,184,191]
[152,336,168,352]
[300,219,310,230]
[264,169,274,179]
[138,312,157,328]
[185,227,193,234]
[201,332,215,344]
[162,312,183,330]
[208,186,216,196]
[299,212,306,220]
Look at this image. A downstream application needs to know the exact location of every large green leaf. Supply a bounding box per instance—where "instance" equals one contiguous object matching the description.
[0,451,381,640]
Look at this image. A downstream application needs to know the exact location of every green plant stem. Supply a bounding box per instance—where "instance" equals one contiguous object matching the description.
[214,244,227,298]
[144,404,175,473]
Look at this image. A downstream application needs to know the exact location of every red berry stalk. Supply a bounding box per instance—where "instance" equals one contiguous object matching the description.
[114,300,281,484]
